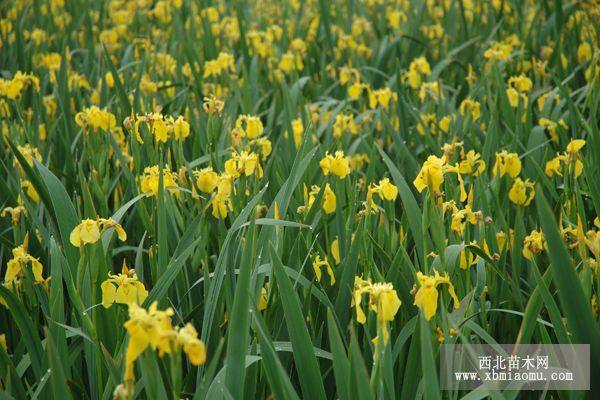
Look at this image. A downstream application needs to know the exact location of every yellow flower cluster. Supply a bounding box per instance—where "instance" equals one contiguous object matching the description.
[123,302,206,383]
[75,106,117,133]
[126,113,190,143]
[506,74,532,108]
[545,139,585,178]
[203,51,235,78]
[403,57,431,89]
[332,113,358,138]
[443,201,483,237]
[0,71,39,100]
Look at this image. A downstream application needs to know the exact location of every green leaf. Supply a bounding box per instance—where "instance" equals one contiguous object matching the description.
[535,188,600,375]
[224,222,257,398]
[327,309,350,400]
[0,286,45,379]
[419,315,441,400]
[252,304,301,400]
[378,145,425,265]
[270,243,327,400]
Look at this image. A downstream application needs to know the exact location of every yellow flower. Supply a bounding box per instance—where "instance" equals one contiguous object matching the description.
[577,42,592,63]
[459,98,481,121]
[253,137,272,159]
[211,192,233,219]
[312,255,335,285]
[508,178,535,206]
[21,180,40,202]
[225,151,262,178]
[348,82,367,100]
[459,150,486,176]
[151,116,170,143]
[203,51,235,78]
[413,155,445,194]
[258,287,268,311]
[449,205,483,236]
[545,155,565,177]
[123,302,172,380]
[0,71,39,100]
[506,87,527,108]
[439,115,453,133]
[484,41,513,62]
[332,113,358,138]
[369,87,395,109]
[172,116,190,140]
[414,155,465,200]
[70,217,126,247]
[297,184,318,214]
[416,113,438,136]
[4,244,44,286]
[565,139,585,154]
[550,142,585,179]
[496,230,513,251]
[194,167,219,193]
[319,151,351,179]
[331,238,340,265]
[418,82,442,103]
[539,118,567,142]
[279,52,296,73]
[138,166,179,197]
[101,260,148,308]
[176,323,206,366]
[75,106,116,132]
[493,151,521,178]
[403,57,431,89]
[291,118,304,149]
[1,205,26,224]
[339,66,359,85]
[123,302,206,382]
[459,249,477,270]
[508,74,533,92]
[322,184,337,214]
[372,178,398,201]
[413,271,460,320]
[523,230,546,260]
[15,144,42,169]
[235,115,264,139]
[203,94,224,115]
[70,219,101,247]
[584,230,600,259]
[352,276,401,344]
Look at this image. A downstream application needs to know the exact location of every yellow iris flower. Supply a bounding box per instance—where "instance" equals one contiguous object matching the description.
[508,178,535,206]
[413,271,460,320]
[319,151,352,179]
[352,276,401,344]
[101,260,148,308]
[123,302,205,383]
[70,217,126,247]
[312,255,335,285]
